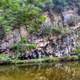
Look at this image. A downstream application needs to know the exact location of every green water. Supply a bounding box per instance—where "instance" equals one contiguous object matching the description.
[0,62,80,80]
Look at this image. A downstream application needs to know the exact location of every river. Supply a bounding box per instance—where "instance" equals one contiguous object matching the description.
[0,62,80,80]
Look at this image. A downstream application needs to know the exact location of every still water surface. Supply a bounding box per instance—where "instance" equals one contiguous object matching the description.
[0,62,80,80]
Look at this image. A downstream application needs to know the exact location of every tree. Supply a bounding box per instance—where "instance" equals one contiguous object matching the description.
[0,0,49,35]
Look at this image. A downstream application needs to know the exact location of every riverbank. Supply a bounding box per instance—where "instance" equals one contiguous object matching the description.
[0,55,80,65]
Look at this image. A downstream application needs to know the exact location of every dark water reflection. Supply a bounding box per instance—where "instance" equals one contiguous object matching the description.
[0,62,80,80]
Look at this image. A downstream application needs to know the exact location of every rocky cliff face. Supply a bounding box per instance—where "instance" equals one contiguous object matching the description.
[0,1,80,58]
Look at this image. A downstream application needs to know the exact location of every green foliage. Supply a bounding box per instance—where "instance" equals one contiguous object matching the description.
[62,56,79,61]
[11,38,36,59]
[0,54,11,61]
[74,48,80,54]
[51,28,62,34]
[12,37,36,57]
[45,27,62,36]
[0,26,5,40]
[0,0,49,34]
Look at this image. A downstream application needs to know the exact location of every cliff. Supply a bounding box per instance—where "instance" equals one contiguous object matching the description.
[0,0,80,60]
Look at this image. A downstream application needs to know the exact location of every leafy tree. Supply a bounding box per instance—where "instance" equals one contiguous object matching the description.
[0,0,49,34]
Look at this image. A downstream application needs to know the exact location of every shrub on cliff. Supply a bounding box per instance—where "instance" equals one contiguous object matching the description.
[0,0,49,35]
[11,37,36,58]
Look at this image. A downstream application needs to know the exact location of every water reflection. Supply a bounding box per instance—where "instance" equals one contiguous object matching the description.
[0,62,80,80]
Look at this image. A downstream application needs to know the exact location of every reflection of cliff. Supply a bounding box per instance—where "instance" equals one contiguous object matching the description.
[0,62,80,80]
[55,62,80,79]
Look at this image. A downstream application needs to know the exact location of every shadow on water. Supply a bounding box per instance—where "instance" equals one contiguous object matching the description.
[0,62,80,80]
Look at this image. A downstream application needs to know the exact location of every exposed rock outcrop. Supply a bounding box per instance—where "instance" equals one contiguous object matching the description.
[0,4,80,59]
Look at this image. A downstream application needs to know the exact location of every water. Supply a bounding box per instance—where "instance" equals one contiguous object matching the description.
[0,62,80,80]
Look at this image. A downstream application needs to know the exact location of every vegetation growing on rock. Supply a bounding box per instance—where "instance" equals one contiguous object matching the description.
[0,0,80,63]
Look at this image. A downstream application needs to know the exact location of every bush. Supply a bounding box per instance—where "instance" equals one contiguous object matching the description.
[51,28,62,34]
[0,54,11,61]
[0,0,49,34]
[74,48,80,54]
[11,37,37,58]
